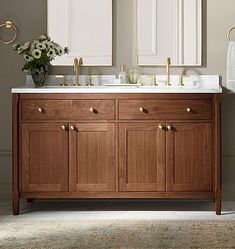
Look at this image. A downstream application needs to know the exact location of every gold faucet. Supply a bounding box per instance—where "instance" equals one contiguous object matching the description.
[73,58,83,86]
[166,57,171,86]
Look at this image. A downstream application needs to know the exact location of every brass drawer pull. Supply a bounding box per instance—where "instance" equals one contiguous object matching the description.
[90,107,94,113]
[38,107,44,113]
[167,125,172,131]
[187,107,192,113]
[61,125,67,131]
[158,125,164,130]
[70,126,75,131]
[139,107,144,112]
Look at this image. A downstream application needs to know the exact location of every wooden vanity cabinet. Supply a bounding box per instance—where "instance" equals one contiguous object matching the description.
[12,93,221,215]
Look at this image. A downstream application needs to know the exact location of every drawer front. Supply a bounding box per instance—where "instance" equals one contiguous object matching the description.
[21,100,115,121]
[119,100,212,120]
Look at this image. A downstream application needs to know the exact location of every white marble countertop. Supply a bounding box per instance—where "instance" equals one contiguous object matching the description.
[12,75,222,94]
[12,85,222,94]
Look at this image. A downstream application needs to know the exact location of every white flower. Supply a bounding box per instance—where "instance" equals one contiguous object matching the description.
[48,43,56,50]
[36,42,46,50]
[32,49,42,59]
[47,49,56,59]
[17,46,24,54]
[24,54,33,62]
[12,44,19,50]
[56,46,64,56]
[38,35,47,40]
[22,42,30,50]
[42,40,49,48]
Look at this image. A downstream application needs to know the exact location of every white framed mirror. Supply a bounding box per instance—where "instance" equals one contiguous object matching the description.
[137,0,202,66]
[47,0,113,66]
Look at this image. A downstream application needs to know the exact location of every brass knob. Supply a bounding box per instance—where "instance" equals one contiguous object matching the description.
[187,107,192,113]
[167,125,172,131]
[61,125,66,130]
[139,107,144,112]
[70,126,75,131]
[158,125,164,130]
[89,107,94,113]
[38,107,43,113]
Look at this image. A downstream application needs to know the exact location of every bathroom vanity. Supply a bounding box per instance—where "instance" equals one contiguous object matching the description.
[12,85,222,215]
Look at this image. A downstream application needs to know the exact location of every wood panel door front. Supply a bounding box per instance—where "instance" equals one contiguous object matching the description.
[21,123,69,192]
[166,123,212,192]
[119,123,166,192]
[69,123,115,192]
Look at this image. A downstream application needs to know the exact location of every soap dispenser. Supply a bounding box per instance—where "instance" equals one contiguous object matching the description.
[118,65,128,83]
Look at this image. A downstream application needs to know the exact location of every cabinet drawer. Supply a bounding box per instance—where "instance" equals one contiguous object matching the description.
[119,100,212,120]
[21,100,115,121]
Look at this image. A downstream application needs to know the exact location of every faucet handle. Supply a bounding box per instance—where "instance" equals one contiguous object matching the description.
[167,57,171,65]
[87,76,94,87]
[78,57,83,66]
[151,75,158,86]
[87,75,99,87]
[179,74,190,87]
[55,75,68,86]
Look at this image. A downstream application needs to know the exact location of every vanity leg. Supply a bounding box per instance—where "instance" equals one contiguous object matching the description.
[27,198,34,202]
[12,94,20,215]
[13,191,19,215]
[214,94,221,215]
[215,194,221,215]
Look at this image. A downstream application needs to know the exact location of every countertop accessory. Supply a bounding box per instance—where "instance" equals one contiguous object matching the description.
[105,83,142,87]
[31,65,48,87]
[13,35,68,86]
[0,20,17,45]
[228,26,235,41]
[128,68,139,84]
[119,65,128,83]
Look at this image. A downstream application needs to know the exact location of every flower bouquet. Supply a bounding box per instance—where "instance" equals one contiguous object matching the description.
[13,35,68,87]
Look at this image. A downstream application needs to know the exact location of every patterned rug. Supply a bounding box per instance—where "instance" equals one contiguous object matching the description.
[0,220,235,249]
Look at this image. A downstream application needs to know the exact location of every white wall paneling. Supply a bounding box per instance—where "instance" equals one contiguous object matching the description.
[48,0,113,66]
[137,0,202,66]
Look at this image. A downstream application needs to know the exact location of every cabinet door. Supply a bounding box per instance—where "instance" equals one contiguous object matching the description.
[69,123,115,192]
[166,123,212,192]
[119,123,166,192]
[21,123,69,192]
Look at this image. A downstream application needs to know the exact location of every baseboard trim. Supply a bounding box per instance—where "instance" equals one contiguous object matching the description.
[0,149,12,157]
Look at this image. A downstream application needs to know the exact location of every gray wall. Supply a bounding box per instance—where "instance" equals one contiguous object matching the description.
[0,0,235,200]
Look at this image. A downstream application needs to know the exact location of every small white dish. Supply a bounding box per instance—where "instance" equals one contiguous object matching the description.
[105,83,142,87]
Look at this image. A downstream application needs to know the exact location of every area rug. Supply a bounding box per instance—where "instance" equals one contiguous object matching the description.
[0,220,235,249]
